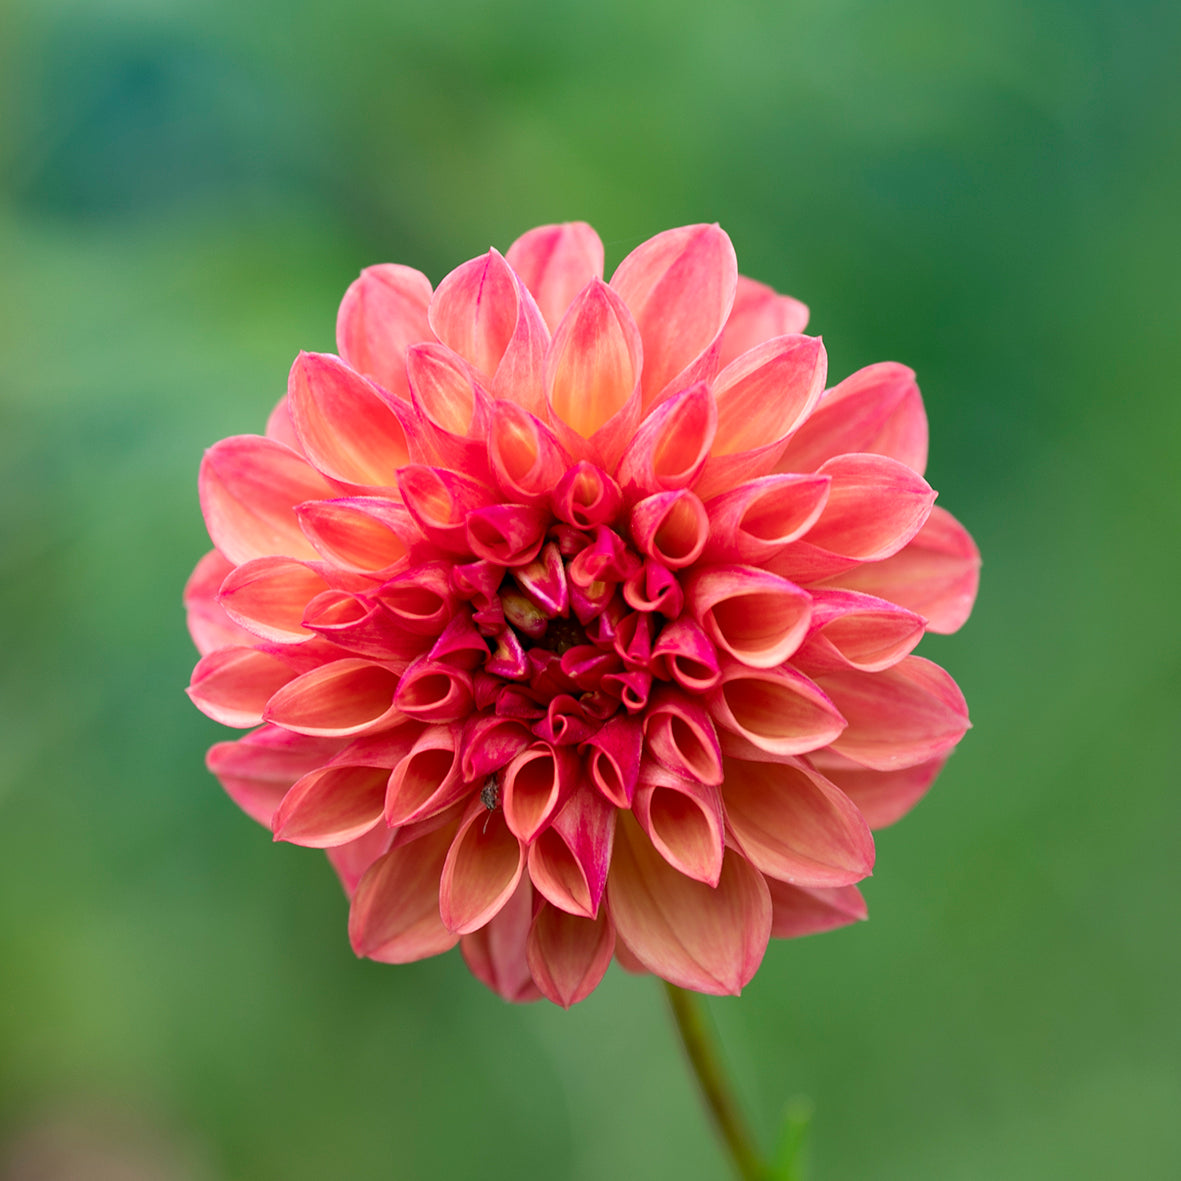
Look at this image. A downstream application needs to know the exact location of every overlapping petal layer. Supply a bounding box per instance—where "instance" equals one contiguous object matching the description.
[188,222,977,1004]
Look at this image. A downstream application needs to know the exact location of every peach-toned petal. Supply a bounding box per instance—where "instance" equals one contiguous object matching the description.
[440,798,526,934]
[217,556,330,643]
[708,663,846,757]
[630,490,710,570]
[488,401,571,507]
[614,383,717,499]
[264,394,301,451]
[528,786,615,917]
[393,657,474,724]
[336,263,433,400]
[384,723,467,826]
[501,742,577,844]
[349,819,460,962]
[187,646,297,728]
[580,712,643,808]
[506,222,605,331]
[545,278,643,467]
[397,464,496,553]
[460,876,541,1002]
[526,902,615,1008]
[295,496,415,576]
[817,656,970,771]
[272,763,388,848]
[766,879,868,939]
[717,274,810,368]
[778,361,928,476]
[644,686,724,786]
[184,550,256,655]
[263,658,402,737]
[428,249,519,380]
[650,617,721,693]
[722,756,874,887]
[793,589,926,674]
[611,224,738,409]
[288,351,411,489]
[687,565,812,669]
[634,765,725,886]
[325,823,396,897]
[810,750,948,829]
[199,436,335,565]
[821,505,980,634]
[701,474,831,565]
[608,813,770,995]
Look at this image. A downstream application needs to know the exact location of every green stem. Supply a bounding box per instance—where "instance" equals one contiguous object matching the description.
[662,981,767,1181]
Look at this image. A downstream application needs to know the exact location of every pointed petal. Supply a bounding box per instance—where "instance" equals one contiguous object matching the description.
[644,686,724,785]
[288,352,410,489]
[397,464,495,553]
[722,756,874,887]
[701,474,831,565]
[488,401,571,506]
[817,656,970,770]
[551,461,623,530]
[528,786,616,918]
[634,768,725,886]
[810,750,948,829]
[527,903,615,1007]
[501,742,577,843]
[428,249,519,380]
[301,590,426,662]
[272,763,388,847]
[184,550,256,655]
[821,506,980,634]
[325,824,396,897]
[336,263,433,400]
[608,813,770,995]
[630,490,709,569]
[217,556,329,643]
[650,617,721,693]
[440,798,526,934]
[709,663,846,757]
[460,875,541,1002]
[718,274,810,368]
[263,658,402,737]
[614,383,717,499]
[766,879,867,939]
[778,362,928,476]
[578,713,643,808]
[265,394,301,450]
[610,224,737,409]
[466,502,548,567]
[295,496,416,575]
[793,589,926,674]
[199,435,334,565]
[187,645,296,727]
[687,565,812,668]
[506,222,605,331]
[349,819,460,962]
[206,726,344,825]
[490,270,550,418]
[393,658,474,724]
[385,723,467,826]
[545,278,643,467]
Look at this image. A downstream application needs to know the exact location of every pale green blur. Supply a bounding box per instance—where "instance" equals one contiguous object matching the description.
[1,1,1178,1177]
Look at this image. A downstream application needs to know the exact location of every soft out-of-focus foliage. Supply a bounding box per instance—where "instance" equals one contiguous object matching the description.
[1,1,1177,1178]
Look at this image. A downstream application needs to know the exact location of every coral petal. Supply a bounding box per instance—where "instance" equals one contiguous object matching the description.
[709,663,846,756]
[766,879,868,939]
[428,249,519,380]
[644,686,724,785]
[608,813,770,995]
[527,903,615,1008]
[460,876,541,1002]
[440,799,526,934]
[528,787,615,917]
[187,646,296,728]
[263,658,401,737]
[615,383,717,498]
[718,274,810,367]
[634,769,725,886]
[184,550,255,655]
[218,557,329,643]
[506,222,605,331]
[810,751,948,829]
[273,763,388,847]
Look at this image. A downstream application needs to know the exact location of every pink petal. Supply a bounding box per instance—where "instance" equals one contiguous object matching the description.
[184,550,256,655]
[817,656,970,770]
[717,274,810,368]
[488,401,571,507]
[466,502,548,567]
[263,658,402,737]
[301,590,425,662]
[686,565,812,669]
[622,560,684,617]
[722,756,874,887]
[490,271,550,419]
[349,818,460,963]
[552,461,624,530]
[527,903,615,1008]
[336,263,433,400]
[393,657,474,724]
[199,435,334,565]
[778,362,929,476]
[708,663,846,757]
[643,686,724,785]
[701,474,831,564]
[545,278,643,468]
[650,617,721,693]
[404,343,494,476]
[528,786,616,917]
[272,763,388,847]
[439,797,526,934]
[295,496,416,576]
[614,383,717,499]
[821,505,980,634]
[766,879,868,939]
[630,490,710,569]
[428,249,520,381]
[325,824,396,897]
[634,766,725,886]
[607,813,770,995]
[793,589,926,674]
[187,645,296,728]
[460,875,541,1002]
[461,715,533,780]
[378,561,456,635]
[506,222,605,331]
[610,224,737,410]
[790,453,935,562]
[217,556,330,643]
[397,464,495,553]
[501,742,577,843]
[385,723,467,826]
[810,750,948,829]
[288,351,410,489]
[265,394,301,450]
[580,713,643,807]
[206,725,343,825]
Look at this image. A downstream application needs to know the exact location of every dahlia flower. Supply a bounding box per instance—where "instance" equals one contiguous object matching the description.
[186,222,978,1007]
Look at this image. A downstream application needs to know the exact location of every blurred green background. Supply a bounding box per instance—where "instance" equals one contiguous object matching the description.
[2,0,1178,1177]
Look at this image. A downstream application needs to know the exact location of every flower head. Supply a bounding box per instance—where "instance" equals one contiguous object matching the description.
[186,223,978,1005]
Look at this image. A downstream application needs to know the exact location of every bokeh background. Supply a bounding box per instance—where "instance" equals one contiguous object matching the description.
[2,1,1178,1178]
